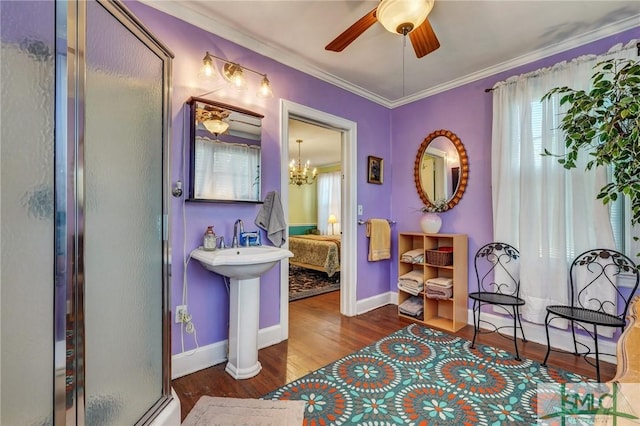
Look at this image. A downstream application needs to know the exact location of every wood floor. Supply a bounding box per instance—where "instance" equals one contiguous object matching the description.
[172,291,616,422]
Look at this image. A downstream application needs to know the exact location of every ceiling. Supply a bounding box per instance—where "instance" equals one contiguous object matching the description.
[144,1,639,166]
[145,1,639,108]
[289,119,342,168]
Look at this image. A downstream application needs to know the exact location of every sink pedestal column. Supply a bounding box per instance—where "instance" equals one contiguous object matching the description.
[225,277,262,379]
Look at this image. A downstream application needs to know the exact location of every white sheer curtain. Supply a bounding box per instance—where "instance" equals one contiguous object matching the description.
[194,137,260,201]
[491,40,637,324]
[317,171,341,235]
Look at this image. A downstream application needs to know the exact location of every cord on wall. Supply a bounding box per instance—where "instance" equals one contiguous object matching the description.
[179,107,200,356]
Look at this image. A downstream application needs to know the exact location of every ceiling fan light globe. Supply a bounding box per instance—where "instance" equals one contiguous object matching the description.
[377,0,434,35]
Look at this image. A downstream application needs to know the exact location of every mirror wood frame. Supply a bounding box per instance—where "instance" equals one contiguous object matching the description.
[187,96,264,203]
[413,129,469,210]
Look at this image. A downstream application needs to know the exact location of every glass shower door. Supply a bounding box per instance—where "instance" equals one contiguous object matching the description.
[82,1,167,424]
[0,1,55,424]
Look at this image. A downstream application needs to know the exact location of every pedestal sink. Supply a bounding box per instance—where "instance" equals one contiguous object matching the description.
[190,245,293,379]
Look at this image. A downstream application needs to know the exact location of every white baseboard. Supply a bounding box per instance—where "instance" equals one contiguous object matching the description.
[171,324,285,379]
[357,291,396,315]
[467,310,617,365]
[173,297,618,379]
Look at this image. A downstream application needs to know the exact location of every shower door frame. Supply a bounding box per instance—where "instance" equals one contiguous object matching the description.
[54,0,174,424]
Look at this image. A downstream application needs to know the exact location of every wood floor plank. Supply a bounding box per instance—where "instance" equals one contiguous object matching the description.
[172,291,616,421]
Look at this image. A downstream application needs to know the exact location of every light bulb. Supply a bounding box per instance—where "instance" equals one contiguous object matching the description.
[200,52,217,81]
[231,68,246,90]
[257,76,273,98]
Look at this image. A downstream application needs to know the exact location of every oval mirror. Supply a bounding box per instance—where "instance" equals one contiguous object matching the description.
[413,129,469,210]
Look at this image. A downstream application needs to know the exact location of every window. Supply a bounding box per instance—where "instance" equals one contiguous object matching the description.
[193,138,261,201]
[612,196,640,259]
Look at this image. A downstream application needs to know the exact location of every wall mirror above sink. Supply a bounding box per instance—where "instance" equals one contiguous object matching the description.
[187,97,264,203]
[414,129,469,210]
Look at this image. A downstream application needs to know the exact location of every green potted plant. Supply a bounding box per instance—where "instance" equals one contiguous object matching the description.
[541,58,640,252]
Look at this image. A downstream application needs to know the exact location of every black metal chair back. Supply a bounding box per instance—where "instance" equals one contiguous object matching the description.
[542,248,639,381]
[569,248,640,321]
[470,242,526,360]
[474,242,521,297]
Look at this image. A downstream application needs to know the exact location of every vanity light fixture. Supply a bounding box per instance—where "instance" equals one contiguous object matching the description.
[289,139,318,186]
[201,51,273,98]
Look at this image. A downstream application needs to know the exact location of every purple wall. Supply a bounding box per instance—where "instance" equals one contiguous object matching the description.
[126,2,393,354]
[390,28,640,302]
[128,1,638,355]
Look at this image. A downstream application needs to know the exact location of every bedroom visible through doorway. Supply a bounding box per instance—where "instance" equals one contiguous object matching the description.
[287,118,342,302]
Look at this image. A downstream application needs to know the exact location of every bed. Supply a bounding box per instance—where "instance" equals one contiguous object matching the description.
[289,235,341,277]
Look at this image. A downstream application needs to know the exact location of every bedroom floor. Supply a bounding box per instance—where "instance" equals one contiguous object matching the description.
[171,291,616,422]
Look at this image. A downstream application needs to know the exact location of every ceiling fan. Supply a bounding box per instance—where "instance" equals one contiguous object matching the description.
[325,0,440,58]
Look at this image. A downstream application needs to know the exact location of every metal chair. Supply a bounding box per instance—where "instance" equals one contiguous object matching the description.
[469,242,526,360]
[542,248,640,382]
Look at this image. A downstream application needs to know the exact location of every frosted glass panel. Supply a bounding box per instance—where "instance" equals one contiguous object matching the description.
[0,2,55,424]
[83,2,164,424]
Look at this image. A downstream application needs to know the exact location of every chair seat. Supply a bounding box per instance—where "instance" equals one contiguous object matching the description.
[546,305,625,327]
[469,291,525,306]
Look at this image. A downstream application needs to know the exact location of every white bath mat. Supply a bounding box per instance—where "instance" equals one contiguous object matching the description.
[182,396,306,426]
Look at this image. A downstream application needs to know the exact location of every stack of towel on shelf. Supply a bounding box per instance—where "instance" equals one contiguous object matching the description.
[397,270,425,296]
[401,248,424,263]
[425,277,454,300]
[399,296,424,320]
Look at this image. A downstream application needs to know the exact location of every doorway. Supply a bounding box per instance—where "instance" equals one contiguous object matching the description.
[278,100,358,341]
[287,119,342,302]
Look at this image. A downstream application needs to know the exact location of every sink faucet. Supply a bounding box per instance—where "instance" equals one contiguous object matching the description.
[232,219,244,248]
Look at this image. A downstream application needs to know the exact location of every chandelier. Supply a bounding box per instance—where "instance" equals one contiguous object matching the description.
[289,139,318,186]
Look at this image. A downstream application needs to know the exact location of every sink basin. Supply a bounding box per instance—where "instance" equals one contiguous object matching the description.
[191,244,293,379]
[191,246,293,280]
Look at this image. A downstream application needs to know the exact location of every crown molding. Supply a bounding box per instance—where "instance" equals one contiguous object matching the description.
[140,0,394,107]
[389,14,640,108]
[141,1,638,110]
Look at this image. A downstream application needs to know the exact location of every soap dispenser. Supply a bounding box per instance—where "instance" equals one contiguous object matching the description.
[203,226,216,251]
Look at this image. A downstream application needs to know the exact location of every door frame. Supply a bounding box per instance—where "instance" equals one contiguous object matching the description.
[278,100,358,340]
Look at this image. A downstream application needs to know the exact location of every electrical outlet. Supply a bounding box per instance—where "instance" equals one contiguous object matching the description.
[175,305,188,323]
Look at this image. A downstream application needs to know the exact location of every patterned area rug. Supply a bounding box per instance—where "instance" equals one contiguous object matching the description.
[262,323,592,425]
[289,265,340,301]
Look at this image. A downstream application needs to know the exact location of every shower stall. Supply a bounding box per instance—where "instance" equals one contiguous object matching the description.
[1,0,177,424]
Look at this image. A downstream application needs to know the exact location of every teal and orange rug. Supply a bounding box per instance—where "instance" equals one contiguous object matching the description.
[262,324,593,425]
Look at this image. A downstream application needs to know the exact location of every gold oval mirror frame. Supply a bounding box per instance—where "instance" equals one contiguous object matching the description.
[413,129,469,210]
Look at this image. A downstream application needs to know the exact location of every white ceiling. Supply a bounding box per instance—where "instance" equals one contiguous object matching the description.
[289,119,342,168]
[143,1,639,164]
[145,0,639,108]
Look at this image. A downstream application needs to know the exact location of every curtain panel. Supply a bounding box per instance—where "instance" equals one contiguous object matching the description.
[490,39,637,325]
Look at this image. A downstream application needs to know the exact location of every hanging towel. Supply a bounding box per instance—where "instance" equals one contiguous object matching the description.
[366,219,391,261]
[255,191,287,247]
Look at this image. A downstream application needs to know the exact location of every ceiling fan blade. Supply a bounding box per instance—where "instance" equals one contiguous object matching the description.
[325,7,378,52]
[409,18,440,58]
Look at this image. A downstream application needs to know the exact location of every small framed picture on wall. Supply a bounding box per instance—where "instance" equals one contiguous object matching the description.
[367,155,383,184]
